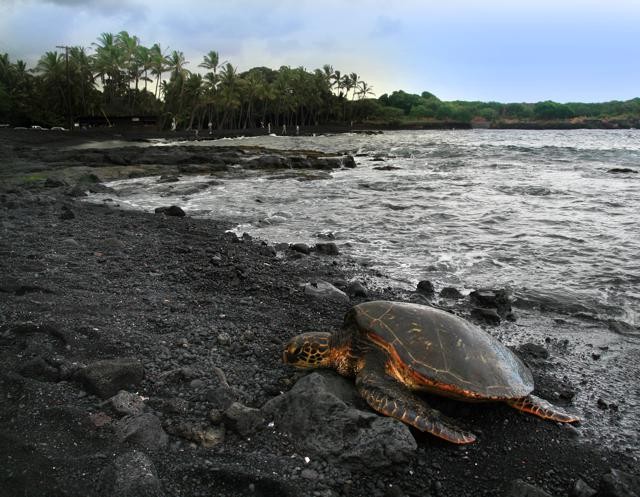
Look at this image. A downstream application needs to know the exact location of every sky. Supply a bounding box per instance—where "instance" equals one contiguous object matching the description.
[1,0,639,103]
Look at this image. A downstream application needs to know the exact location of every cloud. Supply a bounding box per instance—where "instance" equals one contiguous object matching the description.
[2,0,640,101]
[370,16,403,38]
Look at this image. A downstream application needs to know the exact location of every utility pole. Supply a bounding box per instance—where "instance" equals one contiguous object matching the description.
[56,45,73,131]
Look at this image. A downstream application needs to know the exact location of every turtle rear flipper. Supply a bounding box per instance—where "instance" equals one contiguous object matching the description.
[356,359,476,444]
[506,394,579,423]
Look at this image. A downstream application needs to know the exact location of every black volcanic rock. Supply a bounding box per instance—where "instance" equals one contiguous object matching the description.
[76,358,144,399]
[417,280,435,295]
[154,205,185,217]
[262,372,416,468]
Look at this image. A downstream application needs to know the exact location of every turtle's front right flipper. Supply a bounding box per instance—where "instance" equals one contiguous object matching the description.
[356,361,476,444]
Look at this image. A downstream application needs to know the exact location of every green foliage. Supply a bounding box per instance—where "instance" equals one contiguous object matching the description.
[1,35,639,129]
[533,100,574,120]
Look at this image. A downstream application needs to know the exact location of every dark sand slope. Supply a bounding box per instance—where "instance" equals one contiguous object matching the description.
[0,130,638,497]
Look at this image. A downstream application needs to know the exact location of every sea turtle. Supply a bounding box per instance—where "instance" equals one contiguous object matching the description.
[283,300,578,444]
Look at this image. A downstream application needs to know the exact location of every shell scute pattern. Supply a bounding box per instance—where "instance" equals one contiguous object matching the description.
[350,301,533,399]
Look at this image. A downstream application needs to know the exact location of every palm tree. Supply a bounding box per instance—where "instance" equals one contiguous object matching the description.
[69,46,95,115]
[34,51,64,85]
[0,53,11,82]
[184,73,204,129]
[356,80,375,100]
[116,31,140,88]
[92,32,124,103]
[163,50,190,125]
[218,63,240,128]
[330,69,342,96]
[34,51,67,118]
[241,70,266,128]
[149,43,167,99]
[166,50,189,80]
[348,73,359,100]
[199,50,227,127]
[199,50,227,78]
[135,45,152,93]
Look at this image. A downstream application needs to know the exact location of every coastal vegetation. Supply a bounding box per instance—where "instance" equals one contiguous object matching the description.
[1,31,639,129]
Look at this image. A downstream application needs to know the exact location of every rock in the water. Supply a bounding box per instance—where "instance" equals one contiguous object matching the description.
[262,372,416,468]
[76,358,144,399]
[440,287,463,299]
[303,280,349,302]
[154,205,185,217]
[224,402,265,436]
[470,288,513,319]
[342,155,357,168]
[87,183,116,195]
[598,468,640,497]
[109,451,163,497]
[291,242,311,254]
[315,242,340,256]
[506,480,553,497]
[608,168,637,174]
[115,413,168,451]
[416,280,435,295]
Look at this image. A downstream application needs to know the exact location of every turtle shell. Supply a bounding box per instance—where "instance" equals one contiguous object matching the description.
[346,301,533,399]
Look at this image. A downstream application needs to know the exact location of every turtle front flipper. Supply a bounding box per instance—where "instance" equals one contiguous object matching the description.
[355,361,476,444]
[506,394,579,423]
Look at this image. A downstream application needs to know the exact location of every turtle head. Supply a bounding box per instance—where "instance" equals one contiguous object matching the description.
[283,332,332,369]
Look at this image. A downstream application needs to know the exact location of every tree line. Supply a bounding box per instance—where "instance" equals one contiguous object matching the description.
[1,31,638,129]
[0,31,376,129]
[376,90,640,124]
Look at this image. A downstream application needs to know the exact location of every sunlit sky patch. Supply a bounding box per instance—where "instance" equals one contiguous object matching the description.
[1,0,638,103]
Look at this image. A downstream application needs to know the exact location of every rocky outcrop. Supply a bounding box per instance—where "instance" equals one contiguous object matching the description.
[75,358,144,399]
[262,372,417,469]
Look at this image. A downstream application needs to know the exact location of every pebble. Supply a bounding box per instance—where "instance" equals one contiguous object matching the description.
[224,401,265,436]
[110,450,163,497]
[114,413,168,450]
[347,280,368,297]
[190,379,206,389]
[301,469,320,480]
[303,280,349,302]
[110,390,146,416]
[571,478,597,497]
[60,208,75,220]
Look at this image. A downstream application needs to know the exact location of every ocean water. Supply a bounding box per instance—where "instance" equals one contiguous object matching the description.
[98,129,640,330]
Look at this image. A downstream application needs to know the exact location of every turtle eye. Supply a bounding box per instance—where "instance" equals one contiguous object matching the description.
[288,344,302,358]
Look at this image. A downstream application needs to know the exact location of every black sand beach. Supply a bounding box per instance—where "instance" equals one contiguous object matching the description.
[0,129,637,497]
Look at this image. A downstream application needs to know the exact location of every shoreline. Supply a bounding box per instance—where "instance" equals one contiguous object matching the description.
[1,131,638,497]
